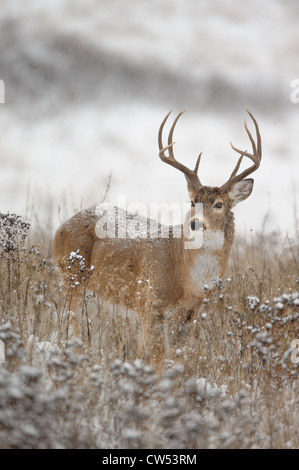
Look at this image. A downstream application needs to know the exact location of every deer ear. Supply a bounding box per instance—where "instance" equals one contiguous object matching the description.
[229,178,254,206]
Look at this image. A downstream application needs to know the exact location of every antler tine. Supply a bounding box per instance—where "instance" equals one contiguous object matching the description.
[221,109,262,193]
[158,111,202,190]
[167,110,187,161]
[158,110,172,158]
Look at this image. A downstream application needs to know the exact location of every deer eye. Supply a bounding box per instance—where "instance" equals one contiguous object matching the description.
[214,202,223,209]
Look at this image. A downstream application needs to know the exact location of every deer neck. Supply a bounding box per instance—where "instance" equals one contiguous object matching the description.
[182,215,235,296]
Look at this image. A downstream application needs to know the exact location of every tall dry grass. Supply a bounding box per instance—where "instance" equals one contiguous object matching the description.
[0,208,298,448]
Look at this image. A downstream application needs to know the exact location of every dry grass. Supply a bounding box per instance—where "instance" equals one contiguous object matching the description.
[0,209,298,448]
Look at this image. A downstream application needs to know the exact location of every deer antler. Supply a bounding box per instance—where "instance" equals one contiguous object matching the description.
[158,111,202,191]
[221,109,262,193]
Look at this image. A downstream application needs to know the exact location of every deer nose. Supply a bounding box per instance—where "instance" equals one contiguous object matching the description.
[190,219,205,231]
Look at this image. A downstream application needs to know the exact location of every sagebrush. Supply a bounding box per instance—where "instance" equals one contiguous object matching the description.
[0,210,298,448]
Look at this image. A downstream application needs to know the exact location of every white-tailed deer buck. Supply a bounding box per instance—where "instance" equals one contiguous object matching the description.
[53,109,262,364]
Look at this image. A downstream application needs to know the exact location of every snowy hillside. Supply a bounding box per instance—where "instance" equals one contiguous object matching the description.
[0,0,298,236]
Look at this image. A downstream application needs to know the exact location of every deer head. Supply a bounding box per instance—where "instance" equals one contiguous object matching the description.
[158,109,262,237]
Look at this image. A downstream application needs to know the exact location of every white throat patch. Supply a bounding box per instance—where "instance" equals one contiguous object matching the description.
[190,253,220,293]
[189,229,224,294]
[202,229,224,250]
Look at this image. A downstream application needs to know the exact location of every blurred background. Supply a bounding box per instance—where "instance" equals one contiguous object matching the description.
[0,0,298,236]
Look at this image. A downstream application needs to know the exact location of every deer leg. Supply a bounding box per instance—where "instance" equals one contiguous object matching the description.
[65,287,84,340]
[139,308,167,369]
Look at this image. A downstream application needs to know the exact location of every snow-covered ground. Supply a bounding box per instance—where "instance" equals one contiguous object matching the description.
[0,0,298,237]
